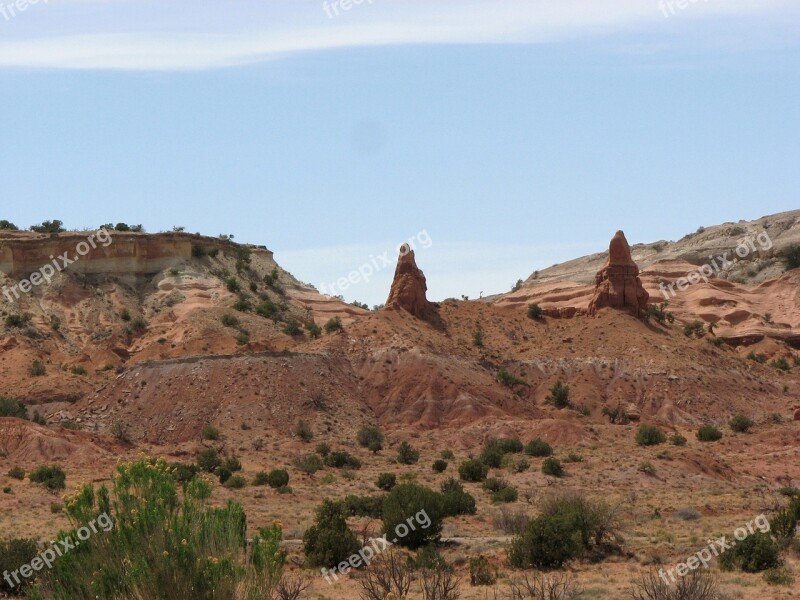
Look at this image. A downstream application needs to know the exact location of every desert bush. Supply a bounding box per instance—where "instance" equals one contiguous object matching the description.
[397,441,420,465]
[718,531,780,573]
[7,466,25,480]
[469,555,496,586]
[196,448,222,472]
[497,368,527,388]
[110,419,131,444]
[783,245,800,270]
[303,500,361,568]
[377,472,397,491]
[547,381,570,408]
[357,426,384,452]
[492,486,519,504]
[527,303,543,320]
[636,425,666,447]
[541,457,564,477]
[697,425,723,442]
[482,477,507,493]
[383,484,445,549]
[294,453,324,476]
[325,451,361,470]
[602,405,630,424]
[0,538,39,594]
[419,557,460,600]
[221,314,239,327]
[769,508,798,543]
[629,568,718,600]
[356,549,414,600]
[223,475,246,489]
[524,439,553,457]
[315,442,331,457]
[29,465,66,491]
[282,320,303,337]
[29,360,46,377]
[441,450,455,460]
[252,472,269,486]
[432,459,448,473]
[295,420,313,442]
[763,565,795,586]
[494,507,530,535]
[673,507,700,521]
[459,459,489,482]
[338,495,384,519]
[169,462,199,484]
[440,478,477,517]
[267,469,290,489]
[509,571,583,600]
[324,317,343,333]
[201,425,220,440]
[508,512,580,569]
[669,434,687,446]
[683,320,706,338]
[771,357,791,371]
[0,396,27,419]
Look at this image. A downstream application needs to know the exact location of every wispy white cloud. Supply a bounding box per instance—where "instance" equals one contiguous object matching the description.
[0,0,796,70]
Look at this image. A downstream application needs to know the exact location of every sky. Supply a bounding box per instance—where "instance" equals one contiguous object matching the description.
[0,0,798,306]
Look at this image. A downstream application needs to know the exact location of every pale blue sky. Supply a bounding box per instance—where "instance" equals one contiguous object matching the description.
[0,1,798,305]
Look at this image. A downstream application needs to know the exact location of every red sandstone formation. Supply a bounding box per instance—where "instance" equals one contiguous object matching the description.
[385,245,434,320]
[588,231,649,317]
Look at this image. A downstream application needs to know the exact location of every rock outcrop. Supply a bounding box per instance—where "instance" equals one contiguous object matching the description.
[385,245,434,320]
[588,231,649,317]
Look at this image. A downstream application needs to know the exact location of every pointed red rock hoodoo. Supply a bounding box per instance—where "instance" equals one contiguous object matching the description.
[385,245,434,320]
[588,231,649,317]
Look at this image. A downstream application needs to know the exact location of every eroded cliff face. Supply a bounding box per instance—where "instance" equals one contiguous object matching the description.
[0,232,272,277]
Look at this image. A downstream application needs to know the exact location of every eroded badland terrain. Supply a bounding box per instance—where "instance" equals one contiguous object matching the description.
[2,211,800,599]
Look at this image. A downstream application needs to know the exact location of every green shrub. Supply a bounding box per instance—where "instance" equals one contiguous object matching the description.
[383,484,445,549]
[481,477,506,493]
[440,478,477,517]
[267,469,289,489]
[547,381,570,408]
[480,443,504,468]
[0,220,19,230]
[303,500,360,568]
[397,441,420,465]
[541,457,564,477]
[459,459,489,482]
[719,532,780,573]
[315,442,331,457]
[357,426,384,452]
[305,322,322,339]
[636,424,666,447]
[221,314,239,327]
[469,555,496,586]
[763,566,795,586]
[169,462,199,483]
[684,320,706,338]
[440,450,455,460]
[8,466,25,480]
[29,465,66,491]
[226,277,240,293]
[5,313,31,328]
[324,317,343,333]
[492,486,518,504]
[508,512,580,569]
[771,357,791,372]
[697,425,723,442]
[29,360,46,377]
[196,448,222,472]
[730,414,754,433]
[28,457,283,600]
[201,426,220,440]
[524,439,553,457]
[783,244,800,270]
[0,538,39,594]
[253,471,269,486]
[223,475,247,489]
[324,451,361,470]
[497,368,527,388]
[432,460,448,473]
[294,453,324,476]
[377,473,397,491]
[0,396,27,419]
[295,420,313,442]
[527,303,543,320]
[769,509,798,543]
[282,320,303,337]
[338,495,384,519]
[670,433,688,446]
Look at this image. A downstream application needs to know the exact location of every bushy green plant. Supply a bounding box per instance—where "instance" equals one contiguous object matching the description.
[221,314,239,328]
[338,495,384,519]
[697,425,723,442]
[295,420,313,442]
[0,538,39,594]
[29,465,66,491]
[377,472,397,491]
[383,484,444,549]
[730,414,754,433]
[670,433,687,446]
[324,317,343,333]
[266,469,289,489]
[508,511,580,569]
[315,442,331,457]
[497,368,527,388]
[440,478,477,516]
[636,424,666,447]
[28,457,274,600]
[541,457,564,477]
[201,426,220,441]
[397,441,420,465]
[357,426,384,452]
[294,453,324,476]
[492,486,518,504]
[547,381,570,408]
[719,532,780,573]
[432,460,448,473]
[253,472,269,486]
[324,451,361,469]
[0,396,27,419]
[459,459,489,482]
[223,475,247,489]
[469,555,496,586]
[524,438,553,457]
[782,244,800,271]
[196,449,222,472]
[8,466,25,480]
[303,500,360,568]
[527,303,543,320]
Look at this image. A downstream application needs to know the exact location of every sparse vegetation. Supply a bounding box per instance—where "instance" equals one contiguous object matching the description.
[541,457,564,477]
[527,303,543,320]
[630,568,718,600]
[497,367,527,388]
[636,424,666,447]
[459,459,489,482]
[525,438,553,457]
[377,472,397,491]
[547,381,570,408]
[729,414,754,433]
[397,441,420,464]
[697,425,723,442]
[201,425,220,440]
[357,425,384,453]
[324,317,343,333]
[295,419,313,442]
[28,465,66,491]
